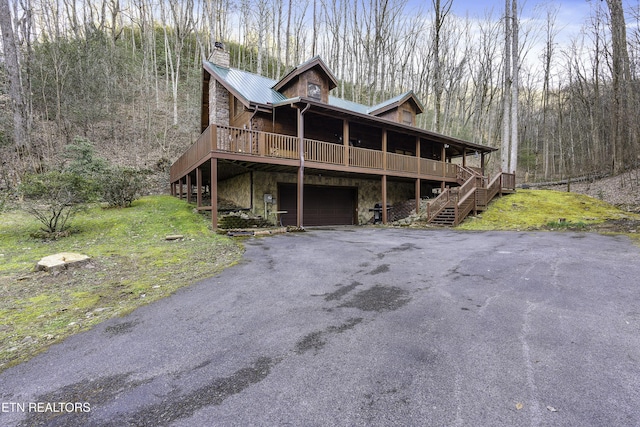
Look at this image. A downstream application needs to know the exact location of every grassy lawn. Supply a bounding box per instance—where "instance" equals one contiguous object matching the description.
[459,189,640,236]
[0,196,243,371]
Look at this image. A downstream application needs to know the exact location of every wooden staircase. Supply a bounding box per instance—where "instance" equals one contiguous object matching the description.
[430,207,457,226]
[425,170,516,226]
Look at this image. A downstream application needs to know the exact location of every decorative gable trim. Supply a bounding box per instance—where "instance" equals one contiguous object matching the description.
[368,91,425,117]
[272,56,339,92]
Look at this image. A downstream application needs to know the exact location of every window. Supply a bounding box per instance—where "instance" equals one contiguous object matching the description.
[307,82,321,100]
[402,110,413,125]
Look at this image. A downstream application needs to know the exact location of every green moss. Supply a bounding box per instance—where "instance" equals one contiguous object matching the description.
[0,195,243,371]
[459,189,638,230]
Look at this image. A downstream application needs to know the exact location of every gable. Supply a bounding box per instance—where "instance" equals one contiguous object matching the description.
[272,56,338,104]
[204,56,429,127]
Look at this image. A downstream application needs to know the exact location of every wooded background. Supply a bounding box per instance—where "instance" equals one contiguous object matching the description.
[1,0,638,191]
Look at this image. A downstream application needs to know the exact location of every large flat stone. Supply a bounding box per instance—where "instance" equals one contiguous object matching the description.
[35,252,91,273]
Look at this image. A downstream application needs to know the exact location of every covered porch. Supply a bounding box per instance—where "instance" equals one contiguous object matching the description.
[169,123,496,228]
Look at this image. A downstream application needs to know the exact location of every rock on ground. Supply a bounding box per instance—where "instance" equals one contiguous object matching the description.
[35,253,91,273]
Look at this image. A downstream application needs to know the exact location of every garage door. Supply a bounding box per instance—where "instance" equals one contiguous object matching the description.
[278,184,357,226]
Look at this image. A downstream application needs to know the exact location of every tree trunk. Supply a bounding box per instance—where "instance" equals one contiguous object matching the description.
[509,0,519,174]
[605,0,632,173]
[501,0,511,172]
[0,0,28,149]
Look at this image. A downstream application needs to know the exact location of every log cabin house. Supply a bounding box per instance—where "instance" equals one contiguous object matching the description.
[169,46,515,228]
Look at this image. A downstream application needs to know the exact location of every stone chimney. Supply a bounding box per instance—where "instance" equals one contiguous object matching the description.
[208,41,230,127]
[209,42,230,68]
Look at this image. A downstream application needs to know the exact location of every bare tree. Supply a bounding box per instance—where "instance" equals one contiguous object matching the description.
[501,0,520,174]
[431,0,453,133]
[0,0,28,149]
[509,0,519,174]
[605,0,633,173]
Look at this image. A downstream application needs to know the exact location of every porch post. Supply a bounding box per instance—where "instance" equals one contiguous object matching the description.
[343,119,349,167]
[381,175,388,224]
[416,137,421,214]
[196,167,203,208]
[462,148,467,168]
[211,158,218,229]
[416,137,421,175]
[382,129,388,170]
[297,104,309,228]
[442,144,446,180]
[481,153,486,176]
[186,174,192,203]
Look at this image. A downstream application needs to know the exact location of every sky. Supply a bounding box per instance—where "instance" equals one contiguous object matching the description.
[399,0,639,82]
[407,0,637,42]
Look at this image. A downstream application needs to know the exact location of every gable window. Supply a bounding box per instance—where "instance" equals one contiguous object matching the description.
[307,82,321,100]
[402,110,413,125]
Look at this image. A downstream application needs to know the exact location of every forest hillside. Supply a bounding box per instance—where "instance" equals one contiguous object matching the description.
[1,0,639,194]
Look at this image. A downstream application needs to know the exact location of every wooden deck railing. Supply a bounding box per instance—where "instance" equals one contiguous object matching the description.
[501,172,516,191]
[445,163,458,179]
[349,146,384,169]
[305,138,344,164]
[216,125,260,154]
[171,124,472,182]
[170,126,214,182]
[420,158,444,176]
[387,152,418,173]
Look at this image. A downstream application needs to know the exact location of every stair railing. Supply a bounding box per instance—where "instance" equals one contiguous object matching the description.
[452,174,480,225]
[426,188,451,222]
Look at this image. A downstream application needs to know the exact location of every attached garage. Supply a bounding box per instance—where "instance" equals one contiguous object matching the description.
[278,184,357,226]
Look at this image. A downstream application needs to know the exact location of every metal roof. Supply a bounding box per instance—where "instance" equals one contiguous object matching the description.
[206,60,380,115]
[368,90,425,115]
[328,96,370,114]
[204,60,496,153]
[205,62,286,105]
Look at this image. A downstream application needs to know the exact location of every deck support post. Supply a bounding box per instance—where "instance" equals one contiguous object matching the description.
[297,104,310,228]
[382,175,388,224]
[415,179,421,214]
[416,137,421,214]
[179,179,183,200]
[196,167,203,208]
[186,174,192,203]
[211,158,218,229]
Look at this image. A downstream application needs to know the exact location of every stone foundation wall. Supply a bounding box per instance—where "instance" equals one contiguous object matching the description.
[250,171,415,224]
[218,173,252,209]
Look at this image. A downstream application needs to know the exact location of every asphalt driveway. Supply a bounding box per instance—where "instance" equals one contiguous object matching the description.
[1,228,640,426]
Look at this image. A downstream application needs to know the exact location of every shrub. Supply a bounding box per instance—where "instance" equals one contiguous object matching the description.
[20,171,97,235]
[100,167,148,208]
[62,137,108,177]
